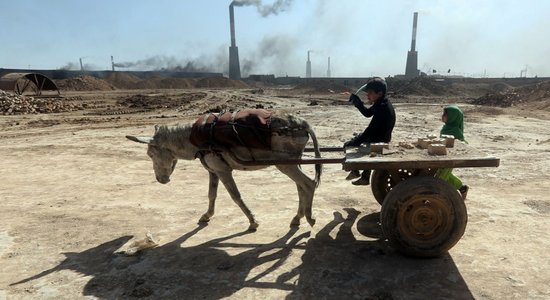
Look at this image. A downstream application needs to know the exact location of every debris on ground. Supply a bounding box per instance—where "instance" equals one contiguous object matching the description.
[123,232,160,256]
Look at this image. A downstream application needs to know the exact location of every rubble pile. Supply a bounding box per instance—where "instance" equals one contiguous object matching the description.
[471,92,520,107]
[0,90,83,115]
[472,80,550,107]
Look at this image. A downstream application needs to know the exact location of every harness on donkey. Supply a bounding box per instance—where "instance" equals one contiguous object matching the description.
[189,109,274,161]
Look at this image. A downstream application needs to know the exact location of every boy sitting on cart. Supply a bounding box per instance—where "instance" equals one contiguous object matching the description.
[344,77,396,185]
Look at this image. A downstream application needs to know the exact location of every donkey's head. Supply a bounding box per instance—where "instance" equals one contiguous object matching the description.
[126,126,177,184]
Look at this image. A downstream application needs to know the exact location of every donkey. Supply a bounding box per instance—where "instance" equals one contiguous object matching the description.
[126,110,322,231]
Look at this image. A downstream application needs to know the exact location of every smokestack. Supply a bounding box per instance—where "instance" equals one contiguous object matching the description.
[410,12,418,51]
[111,56,115,71]
[326,56,331,78]
[79,58,84,71]
[405,12,420,78]
[228,2,241,79]
[306,51,311,78]
[230,2,236,47]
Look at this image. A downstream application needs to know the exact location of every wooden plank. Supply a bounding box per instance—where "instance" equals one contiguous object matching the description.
[304,147,343,152]
[343,142,500,171]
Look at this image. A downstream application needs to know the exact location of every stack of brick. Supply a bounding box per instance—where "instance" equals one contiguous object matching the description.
[416,134,456,156]
[0,90,83,115]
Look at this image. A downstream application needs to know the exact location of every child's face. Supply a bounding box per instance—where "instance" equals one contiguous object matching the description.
[365,90,384,104]
[441,111,448,123]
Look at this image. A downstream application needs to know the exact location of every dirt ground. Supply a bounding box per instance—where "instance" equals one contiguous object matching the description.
[1,86,549,299]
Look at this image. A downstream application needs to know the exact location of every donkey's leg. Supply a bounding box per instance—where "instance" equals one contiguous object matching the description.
[199,172,219,223]
[217,171,259,231]
[276,165,317,227]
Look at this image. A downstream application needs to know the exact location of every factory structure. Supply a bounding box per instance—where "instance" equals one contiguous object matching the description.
[3,9,545,96]
[0,10,423,92]
[227,5,423,82]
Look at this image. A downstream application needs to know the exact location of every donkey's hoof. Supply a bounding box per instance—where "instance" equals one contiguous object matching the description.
[306,217,316,227]
[199,214,211,223]
[290,216,301,227]
[247,222,259,232]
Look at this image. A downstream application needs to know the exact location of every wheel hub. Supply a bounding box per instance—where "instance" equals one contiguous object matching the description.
[398,194,453,241]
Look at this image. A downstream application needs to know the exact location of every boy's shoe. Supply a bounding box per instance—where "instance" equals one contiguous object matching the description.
[459,185,469,200]
[352,177,370,186]
[345,170,361,180]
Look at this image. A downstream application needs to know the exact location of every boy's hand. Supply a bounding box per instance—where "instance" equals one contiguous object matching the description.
[349,94,362,106]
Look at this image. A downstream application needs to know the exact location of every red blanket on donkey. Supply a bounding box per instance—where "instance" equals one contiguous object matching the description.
[189,109,273,151]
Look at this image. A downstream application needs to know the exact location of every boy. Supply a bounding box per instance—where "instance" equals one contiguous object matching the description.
[437,105,469,199]
[344,77,396,185]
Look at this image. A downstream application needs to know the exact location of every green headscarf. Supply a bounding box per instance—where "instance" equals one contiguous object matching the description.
[440,105,465,141]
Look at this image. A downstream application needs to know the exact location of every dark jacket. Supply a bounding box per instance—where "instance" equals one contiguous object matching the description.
[347,96,396,146]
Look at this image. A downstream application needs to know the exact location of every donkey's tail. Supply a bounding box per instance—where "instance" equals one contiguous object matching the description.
[306,125,322,187]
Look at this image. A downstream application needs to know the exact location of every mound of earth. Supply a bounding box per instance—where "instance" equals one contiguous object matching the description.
[117,92,207,110]
[104,73,142,89]
[105,74,248,90]
[471,80,550,109]
[394,77,450,96]
[55,76,115,91]
[195,77,249,88]
[292,80,352,94]
[147,77,197,89]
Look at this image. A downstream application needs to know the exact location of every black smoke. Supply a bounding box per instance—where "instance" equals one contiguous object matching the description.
[112,53,226,73]
[232,0,294,17]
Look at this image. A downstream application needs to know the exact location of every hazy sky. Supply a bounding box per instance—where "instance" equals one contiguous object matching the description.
[1,0,549,78]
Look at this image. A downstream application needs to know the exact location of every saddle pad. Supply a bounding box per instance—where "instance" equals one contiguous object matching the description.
[189,109,273,150]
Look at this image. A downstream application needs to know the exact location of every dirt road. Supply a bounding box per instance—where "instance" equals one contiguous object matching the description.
[1,88,549,299]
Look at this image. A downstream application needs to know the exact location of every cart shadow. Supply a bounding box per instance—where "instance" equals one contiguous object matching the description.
[11,210,473,299]
[284,208,474,299]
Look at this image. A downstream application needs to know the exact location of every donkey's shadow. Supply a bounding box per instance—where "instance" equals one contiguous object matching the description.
[11,224,308,299]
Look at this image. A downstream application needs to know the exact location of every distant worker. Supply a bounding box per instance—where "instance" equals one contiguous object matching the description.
[437,105,469,199]
[344,77,396,185]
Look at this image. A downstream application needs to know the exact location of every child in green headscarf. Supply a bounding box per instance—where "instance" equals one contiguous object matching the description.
[437,105,469,200]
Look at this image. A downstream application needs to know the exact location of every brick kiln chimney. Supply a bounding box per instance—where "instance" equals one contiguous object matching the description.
[228,2,241,80]
[326,56,331,78]
[405,12,420,78]
[306,51,312,78]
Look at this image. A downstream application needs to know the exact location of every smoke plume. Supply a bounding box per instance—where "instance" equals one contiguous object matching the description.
[240,34,298,76]
[232,0,294,17]
[112,54,225,73]
[59,62,98,71]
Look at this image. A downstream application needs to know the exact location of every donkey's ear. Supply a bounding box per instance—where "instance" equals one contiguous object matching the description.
[126,135,155,144]
[154,125,160,133]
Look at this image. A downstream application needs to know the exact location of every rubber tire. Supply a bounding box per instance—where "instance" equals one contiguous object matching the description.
[371,169,433,205]
[380,176,467,258]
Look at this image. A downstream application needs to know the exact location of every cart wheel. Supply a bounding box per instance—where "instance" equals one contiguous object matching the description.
[380,176,467,257]
[371,169,434,205]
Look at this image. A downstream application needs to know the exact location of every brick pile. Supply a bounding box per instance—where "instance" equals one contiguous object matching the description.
[0,90,83,115]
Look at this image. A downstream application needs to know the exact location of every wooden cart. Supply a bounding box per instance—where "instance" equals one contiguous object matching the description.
[342,143,499,257]
[230,142,500,257]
